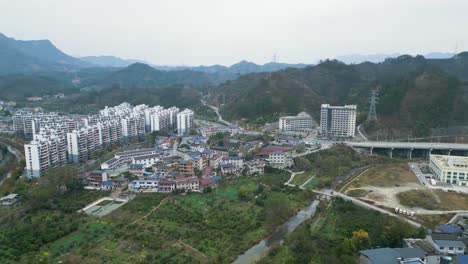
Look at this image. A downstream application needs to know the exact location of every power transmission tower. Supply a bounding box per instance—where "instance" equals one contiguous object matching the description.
[367,90,378,122]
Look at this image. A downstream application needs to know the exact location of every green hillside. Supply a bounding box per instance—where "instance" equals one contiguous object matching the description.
[209,55,468,136]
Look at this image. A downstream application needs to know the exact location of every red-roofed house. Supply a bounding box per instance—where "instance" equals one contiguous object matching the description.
[256,146,292,157]
[199,178,216,190]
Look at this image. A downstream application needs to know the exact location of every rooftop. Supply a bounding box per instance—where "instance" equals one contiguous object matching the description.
[359,247,425,264]
[430,154,468,170]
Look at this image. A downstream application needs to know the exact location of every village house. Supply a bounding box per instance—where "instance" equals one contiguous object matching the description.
[175,176,199,191]
[129,164,145,177]
[221,164,237,175]
[178,159,195,175]
[0,193,19,206]
[245,159,266,175]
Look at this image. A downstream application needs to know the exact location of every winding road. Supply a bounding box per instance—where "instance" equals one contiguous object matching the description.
[200,98,233,126]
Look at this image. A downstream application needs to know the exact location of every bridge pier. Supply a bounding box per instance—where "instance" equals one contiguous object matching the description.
[407,149,413,159]
[369,147,373,155]
[388,148,394,159]
[448,149,452,156]
[427,149,433,159]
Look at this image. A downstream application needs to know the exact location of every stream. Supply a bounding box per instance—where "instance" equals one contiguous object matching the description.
[232,199,319,264]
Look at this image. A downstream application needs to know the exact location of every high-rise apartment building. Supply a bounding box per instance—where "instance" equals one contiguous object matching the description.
[320,104,357,137]
[177,109,194,135]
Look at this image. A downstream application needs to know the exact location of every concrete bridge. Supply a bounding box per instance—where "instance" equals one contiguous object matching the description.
[346,141,468,158]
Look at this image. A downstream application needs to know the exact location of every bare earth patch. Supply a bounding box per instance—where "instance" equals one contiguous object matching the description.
[348,163,420,189]
[397,189,468,211]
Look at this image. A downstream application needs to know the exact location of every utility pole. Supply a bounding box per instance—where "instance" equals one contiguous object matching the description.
[367,90,379,122]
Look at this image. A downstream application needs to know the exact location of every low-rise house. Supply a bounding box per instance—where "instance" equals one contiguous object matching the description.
[203,166,214,177]
[132,153,160,167]
[101,157,124,170]
[221,164,237,175]
[209,154,223,168]
[201,149,215,159]
[222,156,244,168]
[245,159,266,175]
[0,193,19,206]
[359,247,426,264]
[112,178,129,191]
[211,146,229,157]
[131,179,159,190]
[129,164,145,177]
[158,179,176,192]
[427,233,466,255]
[437,225,463,234]
[178,159,195,175]
[115,148,157,163]
[87,170,108,186]
[267,151,293,169]
[200,178,216,190]
[101,181,113,190]
[175,176,199,191]
[256,146,293,158]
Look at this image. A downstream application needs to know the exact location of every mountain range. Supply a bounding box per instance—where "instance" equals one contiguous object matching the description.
[335,52,456,64]
[0,33,91,73]
[208,53,468,136]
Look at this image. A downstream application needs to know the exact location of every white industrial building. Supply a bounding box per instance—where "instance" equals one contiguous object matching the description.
[320,104,357,137]
[429,154,468,187]
[177,109,194,135]
[278,112,314,132]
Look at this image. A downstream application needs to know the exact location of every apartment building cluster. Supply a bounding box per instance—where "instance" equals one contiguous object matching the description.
[320,104,357,138]
[20,103,194,178]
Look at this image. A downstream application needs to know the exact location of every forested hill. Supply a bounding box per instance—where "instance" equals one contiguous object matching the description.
[208,53,468,135]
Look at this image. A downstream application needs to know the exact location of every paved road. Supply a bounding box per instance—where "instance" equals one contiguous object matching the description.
[201,99,233,126]
[357,124,368,141]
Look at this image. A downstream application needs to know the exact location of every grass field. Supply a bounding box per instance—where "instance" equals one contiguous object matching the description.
[49,170,314,263]
[50,221,112,254]
[347,163,419,189]
[415,214,456,229]
[397,189,468,210]
[291,171,316,186]
[302,178,320,189]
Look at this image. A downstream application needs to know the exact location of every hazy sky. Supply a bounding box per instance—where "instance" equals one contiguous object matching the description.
[1,0,467,66]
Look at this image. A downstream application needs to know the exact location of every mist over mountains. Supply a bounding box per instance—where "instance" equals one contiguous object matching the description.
[2,32,468,137]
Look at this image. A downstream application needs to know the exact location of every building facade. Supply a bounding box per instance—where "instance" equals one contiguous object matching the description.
[429,154,468,186]
[177,109,194,135]
[279,112,314,132]
[320,104,357,137]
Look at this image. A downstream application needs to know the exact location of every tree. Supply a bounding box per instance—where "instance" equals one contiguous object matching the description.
[264,192,293,229]
[351,229,370,250]
[294,157,312,171]
[295,143,307,153]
